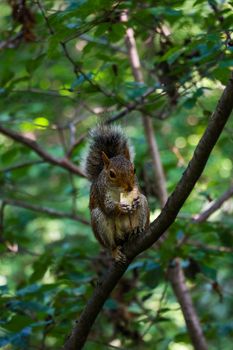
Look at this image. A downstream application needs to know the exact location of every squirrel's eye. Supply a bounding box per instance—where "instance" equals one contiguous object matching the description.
[109,170,116,179]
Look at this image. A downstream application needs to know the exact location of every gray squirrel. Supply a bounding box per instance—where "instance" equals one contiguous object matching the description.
[85,125,149,261]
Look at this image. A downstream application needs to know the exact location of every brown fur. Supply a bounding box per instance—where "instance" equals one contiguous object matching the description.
[85,125,150,258]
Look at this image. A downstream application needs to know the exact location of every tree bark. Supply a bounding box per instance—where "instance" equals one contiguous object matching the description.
[167,259,208,350]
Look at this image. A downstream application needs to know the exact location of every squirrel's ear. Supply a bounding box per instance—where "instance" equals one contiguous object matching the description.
[102,151,110,168]
[123,147,130,160]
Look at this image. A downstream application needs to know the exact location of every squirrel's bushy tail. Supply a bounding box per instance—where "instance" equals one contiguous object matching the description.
[85,124,134,181]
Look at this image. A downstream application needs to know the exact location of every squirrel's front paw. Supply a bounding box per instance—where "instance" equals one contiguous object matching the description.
[118,203,134,214]
[132,196,140,210]
[118,196,140,214]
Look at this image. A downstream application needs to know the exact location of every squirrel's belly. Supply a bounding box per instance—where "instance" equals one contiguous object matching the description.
[115,212,139,237]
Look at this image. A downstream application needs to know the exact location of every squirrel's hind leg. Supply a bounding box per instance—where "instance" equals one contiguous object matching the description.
[91,207,115,248]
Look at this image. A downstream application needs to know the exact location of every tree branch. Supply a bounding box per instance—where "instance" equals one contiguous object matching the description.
[80,34,127,54]
[0,125,86,177]
[167,259,208,350]
[62,40,233,350]
[121,10,168,207]
[11,88,76,101]
[66,134,87,159]
[3,198,90,226]
[105,87,162,124]
[193,185,233,223]
[127,72,233,256]
[187,239,233,253]
[0,160,44,173]
[36,0,114,99]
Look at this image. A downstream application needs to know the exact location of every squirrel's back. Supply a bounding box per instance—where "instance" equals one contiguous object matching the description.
[85,124,134,181]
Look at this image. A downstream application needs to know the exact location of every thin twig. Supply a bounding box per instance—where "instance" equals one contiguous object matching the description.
[0,125,86,177]
[106,87,162,124]
[0,32,24,50]
[208,0,232,44]
[121,10,168,207]
[141,283,168,338]
[1,160,44,173]
[62,2,123,44]
[36,0,114,99]
[66,133,87,159]
[62,41,114,98]
[11,88,76,101]
[193,185,233,223]
[57,126,78,214]
[3,198,90,226]
[80,34,127,54]
[187,239,233,253]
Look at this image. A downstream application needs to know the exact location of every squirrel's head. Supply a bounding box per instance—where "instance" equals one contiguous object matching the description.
[102,151,136,192]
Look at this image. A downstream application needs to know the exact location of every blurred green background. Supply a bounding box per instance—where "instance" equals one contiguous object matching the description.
[0,0,233,349]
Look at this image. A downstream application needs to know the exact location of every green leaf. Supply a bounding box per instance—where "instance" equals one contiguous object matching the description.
[104,298,118,310]
[3,315,32,332]
[201,265,217,280]
[141,261,164,288]
[16,284,41,297]
[26,54,46,74]
[70,72,94,90]
[211,67,231,85]
[1,148,19,165]
[30,254,53,282]
[47,36,61,59]
[0,285,8,295]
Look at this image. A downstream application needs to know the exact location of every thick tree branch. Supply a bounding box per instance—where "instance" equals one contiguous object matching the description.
[2,198,90,226]
[0,125,85,177]
[62,41,233,350]
[127,73,233,257]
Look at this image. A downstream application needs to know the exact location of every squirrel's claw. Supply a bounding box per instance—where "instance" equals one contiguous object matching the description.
[132,196,140,209]
[112,246,127,264]
[131,226,144,237]
[119,203,134,214]
[119,196,140,214]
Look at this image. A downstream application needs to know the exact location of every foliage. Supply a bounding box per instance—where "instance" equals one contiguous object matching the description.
[0,0,233,349]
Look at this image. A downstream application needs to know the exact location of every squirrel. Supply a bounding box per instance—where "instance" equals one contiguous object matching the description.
[84,125,150,261]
